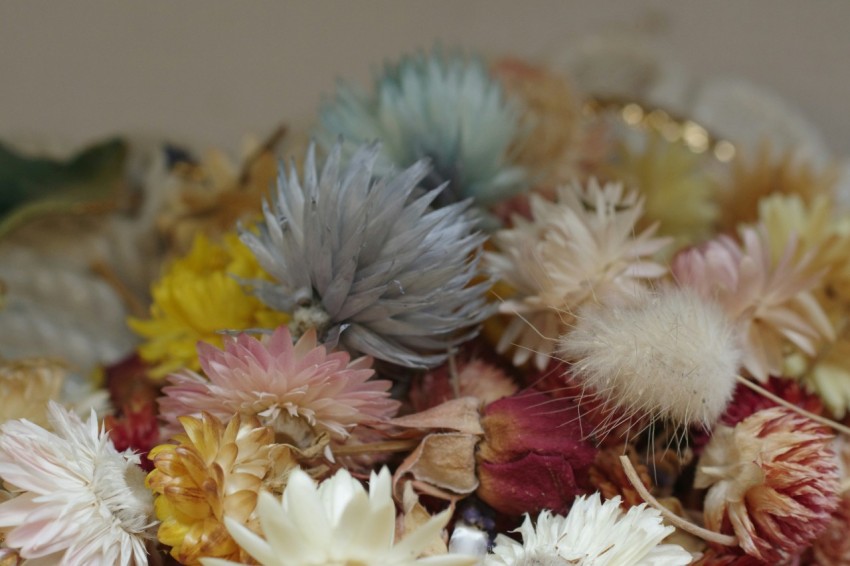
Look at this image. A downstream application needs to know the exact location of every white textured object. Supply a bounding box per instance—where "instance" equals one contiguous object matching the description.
[559,288,741,434]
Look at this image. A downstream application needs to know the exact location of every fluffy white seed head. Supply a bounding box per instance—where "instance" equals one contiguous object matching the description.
[559,288,741,434]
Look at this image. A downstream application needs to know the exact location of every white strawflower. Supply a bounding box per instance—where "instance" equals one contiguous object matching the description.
[559,288,741,436]
[241,142,491,369]
[201,467,477,566]
[317,50,526,207]
[0,402,155,565]
[486,494,691,566]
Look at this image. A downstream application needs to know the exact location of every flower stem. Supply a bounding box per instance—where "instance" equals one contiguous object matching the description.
[619,455,738,547]
[735,375,850,436]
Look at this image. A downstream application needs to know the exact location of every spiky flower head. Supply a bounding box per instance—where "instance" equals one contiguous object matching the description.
[200,467,477,566]
[241,142,491,368]
[486,179,670,369]
[485,494,692,565]
[159,326,399,446]
[147,412,298,565]
[695,406,840,562]
[672,226,834,381]
[316,50,526,207]
[0,402,155,565]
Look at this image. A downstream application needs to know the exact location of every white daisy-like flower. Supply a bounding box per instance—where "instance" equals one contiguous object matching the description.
[486,494,691,566]
[201,467,477,566]
[0,401,155,565]
[487,179,670,369]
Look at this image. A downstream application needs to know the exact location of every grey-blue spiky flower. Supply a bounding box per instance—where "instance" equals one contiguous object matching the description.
[316,50,527,208]
[240,142,493,369]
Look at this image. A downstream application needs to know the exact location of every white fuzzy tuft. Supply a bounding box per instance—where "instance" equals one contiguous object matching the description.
[559,288,741,433]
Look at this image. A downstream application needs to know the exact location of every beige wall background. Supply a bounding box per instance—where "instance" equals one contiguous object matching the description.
[1,1,849,154]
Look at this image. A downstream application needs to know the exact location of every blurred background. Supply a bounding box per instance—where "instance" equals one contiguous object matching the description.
[1,0,848,153]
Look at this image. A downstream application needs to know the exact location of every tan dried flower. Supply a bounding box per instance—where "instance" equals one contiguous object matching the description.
[0,358,65,426]
[695,407,840,562]
[492,57,582,185]
[716,142,838,232]
[147,412,302,565]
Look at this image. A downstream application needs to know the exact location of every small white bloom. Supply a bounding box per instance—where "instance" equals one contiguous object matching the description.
[486,494,691,566]
[0,402,155,565]
[202,467,477,566]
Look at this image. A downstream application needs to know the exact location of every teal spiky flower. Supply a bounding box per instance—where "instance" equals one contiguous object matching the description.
[240,142,492,369]
[317,50,527,208]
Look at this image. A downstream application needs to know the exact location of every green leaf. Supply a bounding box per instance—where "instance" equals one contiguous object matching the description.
[0,137,128,238]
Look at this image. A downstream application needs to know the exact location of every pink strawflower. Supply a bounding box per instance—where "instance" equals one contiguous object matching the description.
[160,326,400,443]
[672,226,833,381]
[695,406,840,562]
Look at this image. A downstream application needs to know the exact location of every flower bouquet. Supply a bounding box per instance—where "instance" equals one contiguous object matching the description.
[1,36,849,565]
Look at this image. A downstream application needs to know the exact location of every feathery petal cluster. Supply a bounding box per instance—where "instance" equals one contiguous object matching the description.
[695,406,840,562]
[317,51,526,207]
[560,288,741,434]
[716,142,839,232]
[485,494,692,565]
[487,179,670,369]
[200,467,477,566]
[129,232,289,378]
[672,226,834,381]
[241,143,491,368]
[607,134,718,245]
[0,357,65,426]
[147,413,297,565]
[160,326,399,444]
[0,402,155,565]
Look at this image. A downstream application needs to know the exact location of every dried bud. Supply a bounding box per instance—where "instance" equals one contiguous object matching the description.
[476,391,597,516]
[695,407,840,562]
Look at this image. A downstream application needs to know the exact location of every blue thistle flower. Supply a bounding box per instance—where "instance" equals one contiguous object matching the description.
[317,50,527,208]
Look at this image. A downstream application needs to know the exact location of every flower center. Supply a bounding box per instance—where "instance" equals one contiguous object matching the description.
[289,302,331,340]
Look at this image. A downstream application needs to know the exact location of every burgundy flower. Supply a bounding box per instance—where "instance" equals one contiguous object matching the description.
[476,391,597,516]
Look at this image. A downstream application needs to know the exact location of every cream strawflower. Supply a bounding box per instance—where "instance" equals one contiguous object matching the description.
[0,402,155,565]
[160,326,400,447]
[200,467,477,566]
[486,493,691,566]
[487,179,670,369]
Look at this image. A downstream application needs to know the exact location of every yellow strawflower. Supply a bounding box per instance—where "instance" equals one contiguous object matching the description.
[129,231,289,378]
[146,413,298,565]
[607,134,717,246]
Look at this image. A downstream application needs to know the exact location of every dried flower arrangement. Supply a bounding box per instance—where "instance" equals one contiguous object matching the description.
[1,39,849,566]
